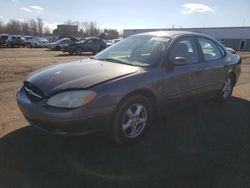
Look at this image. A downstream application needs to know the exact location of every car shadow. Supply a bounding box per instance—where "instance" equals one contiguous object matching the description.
[0,97,250,188]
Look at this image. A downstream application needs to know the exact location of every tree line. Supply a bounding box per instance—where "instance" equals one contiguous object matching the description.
[0,18,49,36]
[0,18,120,39]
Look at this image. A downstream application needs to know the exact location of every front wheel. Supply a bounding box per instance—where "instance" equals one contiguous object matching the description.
[216,74,234,102]
[110,95,153,145]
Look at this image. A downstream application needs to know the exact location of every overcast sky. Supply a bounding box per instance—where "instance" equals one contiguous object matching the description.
[0,0,249,31]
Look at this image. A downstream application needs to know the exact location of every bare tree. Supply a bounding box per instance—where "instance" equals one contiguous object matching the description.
[44,26,51,35]
[21,21,29,35]
[6,19,22,34]
[103,29,119,39]
[29,19,38,35]
[0,20,5,33]
[37,17,44,35]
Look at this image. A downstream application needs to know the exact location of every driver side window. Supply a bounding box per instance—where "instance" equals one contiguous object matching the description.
[170,37,199,65]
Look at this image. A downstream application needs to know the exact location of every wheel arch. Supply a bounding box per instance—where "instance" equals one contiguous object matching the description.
[115,89,158,116]
[228,71,236,86]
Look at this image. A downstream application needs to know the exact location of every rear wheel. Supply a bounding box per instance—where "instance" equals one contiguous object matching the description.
[216,74,234,102]
[110,95,153,145]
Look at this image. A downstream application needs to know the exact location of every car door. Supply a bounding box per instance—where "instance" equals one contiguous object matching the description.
[85,39,95,52]
[159,37,203,109]
[61,39,71,48]
[195,37,228,96]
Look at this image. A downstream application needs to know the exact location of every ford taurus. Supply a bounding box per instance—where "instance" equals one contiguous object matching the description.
[17,31,241,144]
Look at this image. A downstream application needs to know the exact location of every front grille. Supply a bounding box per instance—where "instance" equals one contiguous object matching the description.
[23,81,44,102]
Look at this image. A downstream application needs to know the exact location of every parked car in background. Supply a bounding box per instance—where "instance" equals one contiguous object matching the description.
[17,31,241,144]
[47,38,73,51]
[226,47,236,54]
[29,37,49,48]
[0,34,9,46]
[105,38,122,47]
[7,35,26,47]
[25,36,33,47]
[63,37,106,55]
[106,40,115,47]
[113,38,122,43]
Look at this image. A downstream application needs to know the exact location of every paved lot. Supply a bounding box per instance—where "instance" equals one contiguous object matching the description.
[0,48,250,187]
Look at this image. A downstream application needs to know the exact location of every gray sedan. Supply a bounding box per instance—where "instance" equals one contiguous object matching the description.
[17,31,241,144]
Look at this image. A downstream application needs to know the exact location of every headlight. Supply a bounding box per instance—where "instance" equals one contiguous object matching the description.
[46,90,96,108]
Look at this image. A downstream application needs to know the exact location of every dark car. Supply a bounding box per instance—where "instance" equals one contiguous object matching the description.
[0,34,9,46]
[7,35,26,47]
[17,31,241,144]
[63,37,106,55]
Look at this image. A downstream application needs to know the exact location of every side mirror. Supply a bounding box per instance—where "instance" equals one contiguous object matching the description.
[172,57,187,66]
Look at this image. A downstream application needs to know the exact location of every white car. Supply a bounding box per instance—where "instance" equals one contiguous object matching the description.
[47,38,72,50]
[26,37,49,48]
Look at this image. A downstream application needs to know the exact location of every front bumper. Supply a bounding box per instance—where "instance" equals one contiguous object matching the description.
[17,87,115,136]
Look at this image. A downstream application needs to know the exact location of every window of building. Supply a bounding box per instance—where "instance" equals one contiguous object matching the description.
[239,40,246,50]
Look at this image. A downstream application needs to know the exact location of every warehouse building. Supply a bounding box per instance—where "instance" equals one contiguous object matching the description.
[53,24,78,36]
[123,27,250,51]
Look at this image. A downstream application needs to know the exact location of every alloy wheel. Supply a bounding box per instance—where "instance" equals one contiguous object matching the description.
[222,77,233,99]
[121,103,148,138]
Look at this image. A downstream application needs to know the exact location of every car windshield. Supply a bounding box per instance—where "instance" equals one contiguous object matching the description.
[94,35,171,67]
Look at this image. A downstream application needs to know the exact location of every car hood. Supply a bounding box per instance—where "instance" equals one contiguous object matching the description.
[25,59,140,96]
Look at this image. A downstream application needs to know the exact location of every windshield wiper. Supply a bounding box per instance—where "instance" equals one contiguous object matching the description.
[96,58,125,64]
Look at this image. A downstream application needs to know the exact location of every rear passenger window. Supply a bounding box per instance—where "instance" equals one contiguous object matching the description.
[198,38,222,61]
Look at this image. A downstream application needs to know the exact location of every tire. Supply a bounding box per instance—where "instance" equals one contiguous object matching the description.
[216,74,234,102]
[110,95,153,145]
[75,48,82,55]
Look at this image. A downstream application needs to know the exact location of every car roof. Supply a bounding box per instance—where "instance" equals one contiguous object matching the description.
[135,30,213,39]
